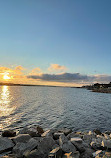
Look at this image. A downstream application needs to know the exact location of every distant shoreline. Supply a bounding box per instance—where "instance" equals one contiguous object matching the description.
[0,83,81,88]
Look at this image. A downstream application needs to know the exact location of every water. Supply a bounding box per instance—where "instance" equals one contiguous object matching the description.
[0,85,111,132]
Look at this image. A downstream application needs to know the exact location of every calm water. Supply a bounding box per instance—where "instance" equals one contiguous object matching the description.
[0,85,111,132]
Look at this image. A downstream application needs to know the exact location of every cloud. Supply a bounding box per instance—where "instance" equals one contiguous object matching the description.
[0,65,25,78]
[14,66,25,75]
[29,67,42,75]
[27,73,88,82]
[48,64,67,72]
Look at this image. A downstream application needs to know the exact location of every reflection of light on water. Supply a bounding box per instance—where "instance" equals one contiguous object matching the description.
[0,86,16,130]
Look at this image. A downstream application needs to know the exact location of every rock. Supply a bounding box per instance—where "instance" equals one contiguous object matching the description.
[19,126,40,137]
[13,138,39,157]
[0,137,14,154]
[104,131,111,135]
[12,134,31,144]
[101,139,111,149]
[0,155,17,158]
[37,136,56,156]
[63,151,80,158]
[59,134,68,146]
[37,126,44,134]
[53,132,64,140]
[80,148,94,158]
[67,132,82,140]
[90,139,101,150]
[2,130,16,137]
[93,129,102,135]
[71,142,85,153]
[104,152,111,158]
[103,133,110,139]
[48,147,63,158]
[41,130,51,137]
[59,134,76,153]
[24,149,45,158]
[70,137,83,143]
[83,134,96,144]
[92,150,103,157]
[58,128,72,136]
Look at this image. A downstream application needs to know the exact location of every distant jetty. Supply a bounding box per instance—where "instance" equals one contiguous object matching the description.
[0,126,111,158]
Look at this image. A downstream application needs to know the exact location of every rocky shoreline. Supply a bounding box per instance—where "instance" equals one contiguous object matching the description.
[0,126,111,158]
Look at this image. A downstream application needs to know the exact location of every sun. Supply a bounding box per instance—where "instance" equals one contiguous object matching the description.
[3,73,11,80]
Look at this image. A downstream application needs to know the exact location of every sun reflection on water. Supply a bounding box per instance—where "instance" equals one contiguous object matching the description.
[0,86,16,130]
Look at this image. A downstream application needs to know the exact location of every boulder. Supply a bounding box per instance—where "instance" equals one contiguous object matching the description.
[12,134,31,144]
[70,137,83,144]
[80,148,94,158]
[90,139,101,150]
[104,131,111,135]
[92,150,103,157]
[19,126,40,137]
[71,142,85,153]
[59,134,76,153]
[0,155,17,158]
[103,133,110,139]
[37,136,56,155]
[0,137,14,154]
[93,129,102,135]
[83,134,96,144]
[67,132,82,139]
[13,138,39,157]
[48,147,62,158]
[2,130,16,137]
[58,128,72,136]
[101,139,111,149]
[53,132,64,140]
[41,130,51,137]
[63,151,80,158]
[23,149,45,158]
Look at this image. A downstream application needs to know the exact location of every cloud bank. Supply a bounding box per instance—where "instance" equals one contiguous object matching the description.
[27,73,111,84]
[1,65,111,86]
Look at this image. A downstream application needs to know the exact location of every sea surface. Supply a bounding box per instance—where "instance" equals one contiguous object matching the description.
[0,85,111,132]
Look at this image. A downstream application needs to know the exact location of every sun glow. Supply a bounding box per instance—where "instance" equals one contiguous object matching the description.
[3,73,11,80]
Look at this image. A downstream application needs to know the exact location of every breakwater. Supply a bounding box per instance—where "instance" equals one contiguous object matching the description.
[0,125,111,158]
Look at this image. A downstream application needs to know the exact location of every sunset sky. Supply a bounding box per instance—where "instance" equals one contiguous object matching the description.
[0,0,111,86]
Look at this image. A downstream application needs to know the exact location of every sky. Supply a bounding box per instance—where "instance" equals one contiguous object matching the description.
[0,0,111,86]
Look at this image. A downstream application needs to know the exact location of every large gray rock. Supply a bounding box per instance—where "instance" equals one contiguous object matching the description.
[70,137,82,144]
[24,136,56,158]
[24,149,45,158]
[0,137,14,154]
[83,133,96,144]
[80,148,94,158]
[48,147,63,158]
[41,130,51,137]
[0,155,17,158]
[63,151,80,158]
[101,139,111,149]
[92,150,103,157]
[53,132,64,140]
[19,126,41,137]
[38,136,56,154]
[67,132,82,140]
[103,133,110,140]
[12,134,31,144]
[58,128,72,136]
[13,138,39,157]
[59,134,76,153]
[90,138,102,150]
